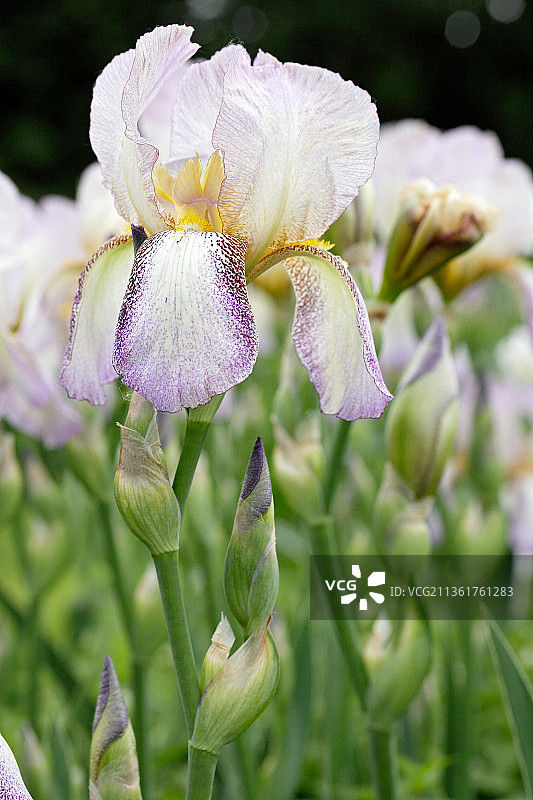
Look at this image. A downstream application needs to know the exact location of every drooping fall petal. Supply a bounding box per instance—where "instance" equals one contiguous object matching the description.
[61,236,134,404]
[113,229,258,411]
[0,733,33,800]
[259,244,392,419]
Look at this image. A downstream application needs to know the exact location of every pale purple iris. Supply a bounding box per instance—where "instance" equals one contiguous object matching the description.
[60,25,392,419]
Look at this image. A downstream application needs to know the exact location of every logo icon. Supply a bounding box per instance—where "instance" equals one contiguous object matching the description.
[339,564,386,610]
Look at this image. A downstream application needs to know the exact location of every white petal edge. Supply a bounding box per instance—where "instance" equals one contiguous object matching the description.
[61,236,134,404]
[0,733,33,800]
[113,229,258,412]
[90,25,199,233]
[258,245,392,419]
[214,57,379,266]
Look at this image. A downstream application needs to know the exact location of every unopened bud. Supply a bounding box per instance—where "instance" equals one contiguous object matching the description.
[379,179,498,302]
[90,657,142,800]
[386,317,458,498]
[200,615,235,692]
[0,733,33,800]
[272,417,325,525]
[365,619,432,728]
[114,393,180,554]
[190,617,279,756]
[224,438,278,637]
[0,433,23,524]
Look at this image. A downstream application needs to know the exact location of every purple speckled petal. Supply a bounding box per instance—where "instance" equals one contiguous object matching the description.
[258,244,392,420]
[0,734,33,800]
[113,229,258,412]
[61,236,134,404]
[90,26,199,233]
[213,56,379,266]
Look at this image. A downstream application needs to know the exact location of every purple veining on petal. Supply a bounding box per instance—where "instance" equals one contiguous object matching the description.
[61,235,133,404]
[0,734,33,800]
[272,244,392,420]
[240,436,272,515]
[113,230,258,412]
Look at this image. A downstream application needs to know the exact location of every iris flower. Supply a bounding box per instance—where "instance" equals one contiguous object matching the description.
[61,25,392,420]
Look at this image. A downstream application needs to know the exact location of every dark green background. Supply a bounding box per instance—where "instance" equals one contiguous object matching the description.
[1,0,530,200]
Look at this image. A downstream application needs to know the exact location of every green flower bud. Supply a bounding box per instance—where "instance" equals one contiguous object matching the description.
[379,179,497,302]
[0,732,34,800]
[272,416,325,526]
[365,619,432,728]
[224,438,278,637]
[190,617,279,756]
[90,657,142,800]
[200,614,235,693]
[114,393,180,555]
[386,317,458,498]
[0,433,23,525]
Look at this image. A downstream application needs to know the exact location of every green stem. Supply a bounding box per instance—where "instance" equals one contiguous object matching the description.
[323,418,352,513]
[152,550,201,735]
[311,519,368,707]
[97,501,150,800]
[368,726,399,800]
[186,744,218,800]
[172,396,223,515]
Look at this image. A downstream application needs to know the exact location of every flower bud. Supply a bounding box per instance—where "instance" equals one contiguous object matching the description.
[90,657,142,800]
[272,417,325,525]
[379,179,498,302]
[0,433,23,525]
[386,317,459,498]
[0,733,34,800]
[114,393,180,554]
[365,619,432,728]
[224,438,278,637]
[190,617,279,756]
[200,614,235,692]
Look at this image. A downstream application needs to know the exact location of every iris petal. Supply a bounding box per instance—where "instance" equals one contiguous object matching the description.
[113,229,258,411]
[258,244,392,420]
[61,236,134,404]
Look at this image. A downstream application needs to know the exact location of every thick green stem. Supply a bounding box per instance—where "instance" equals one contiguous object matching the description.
[97,501,150,800]
[186,744,219,800]
[153,550,200,735]
[172,396,223,515]
[368,726,399,800]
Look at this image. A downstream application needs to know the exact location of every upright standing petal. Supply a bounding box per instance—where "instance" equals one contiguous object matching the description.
[90,25,199,233]
[213,55,379,266]
[0,733,33,800]
[61,236,134,404]
[168,44,250,165]
[113,229,258,411]
[259,244,392,419]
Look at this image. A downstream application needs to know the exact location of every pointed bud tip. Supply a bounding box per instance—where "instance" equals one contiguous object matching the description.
[92,656,129,738]
[240,437,272,513]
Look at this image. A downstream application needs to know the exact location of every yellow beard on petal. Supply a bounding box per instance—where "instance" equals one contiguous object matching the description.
[153,152,225,233]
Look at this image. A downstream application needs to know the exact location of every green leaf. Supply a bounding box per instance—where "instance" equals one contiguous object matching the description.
[487,618,533,798]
